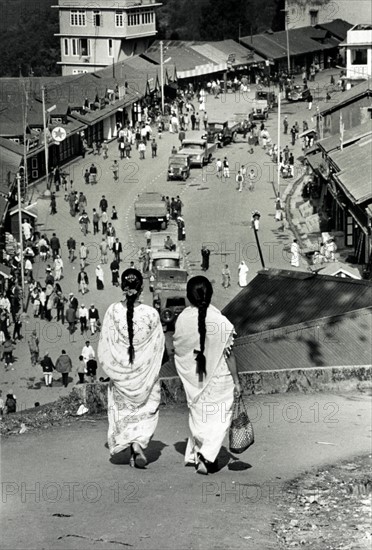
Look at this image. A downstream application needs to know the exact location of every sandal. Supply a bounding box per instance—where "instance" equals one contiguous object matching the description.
[196,453,208,475]
[132,444,147,469]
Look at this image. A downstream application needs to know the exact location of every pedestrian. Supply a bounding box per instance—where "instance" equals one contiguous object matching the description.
[124,140,132,159]
[139,140,146,160]
[84,169,90,185]
[96,265,104,290]
[77,355,86,384]
[283,116,289,134]
[113,238,123,262]
[88,305,99,335]
[4,393,17,414]
[290,125,296,146]
[191,112,196,130]
[178,128,186,145]
[66,304,76,334]
[50,233,61,260]
[107,223,116,250]
[89,163,98,184]
[97,268,165,467]
[2,337,14,369]
[222,157,229,179]
[248,169,256,191]
[102,140,108,159]
[151,138,158,158]
[101,211,108,235]
[79,242,88,269]
[55,350,73,388]
[79,211,90,236]
[92,208,100,235]
[100,238,109,264]
[236,170,244,192]
[86,357,98,382]
[54,255,64,281]
[222,265,231,288]
[290,239,300,267]
[216,158,222,178]
[173,276,241,473]
[28,329,39,365]
[56,291,67,324]
[77,267,89,295]
[119,139,125,159]
[40,352,55,387]
[177,216,186,241]
[0,390,4,416]
[78,303,89,335]
[110,258,120,286]
[50,193,57,215]
[203,112,208,130]
[294,121,300,140]
[238,261,249,287]
[111,160,119,182]
[67,236,76,262]
[81,340,95,369]
[307,92,313,110]
[201,245,210,271]
[111,206,118,220]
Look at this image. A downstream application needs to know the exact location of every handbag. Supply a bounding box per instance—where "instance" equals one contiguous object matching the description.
[229,395,254,454]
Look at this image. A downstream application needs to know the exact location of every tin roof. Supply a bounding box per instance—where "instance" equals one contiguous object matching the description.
[222,269,372,338]
[317,80,371,116]
[318,120,372,153]
[316,19,353,41]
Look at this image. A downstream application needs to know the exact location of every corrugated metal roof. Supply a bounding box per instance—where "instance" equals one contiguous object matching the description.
[233,308,372,370]
[317,80,371,116]
[222,269,372,338]
[329,137,372,203]
[306,152,324,170]
[318,120,372,153]
[316,19,353,41]
[144,41,213,72]
[240,27,339,60]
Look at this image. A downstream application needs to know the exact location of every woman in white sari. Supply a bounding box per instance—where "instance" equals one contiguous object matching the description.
[173,276,242,475]
[98,269,165,468]
[238,261,249,287]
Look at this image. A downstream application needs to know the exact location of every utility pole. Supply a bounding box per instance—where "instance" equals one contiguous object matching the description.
[16,172,25,305]
[160,40,165,114]
[252,212,265,269]
[277,91,281,197]
[41,86,49,188]
[22,88,29,201]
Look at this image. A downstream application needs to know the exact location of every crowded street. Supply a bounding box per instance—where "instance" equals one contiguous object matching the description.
[0,73,332,411]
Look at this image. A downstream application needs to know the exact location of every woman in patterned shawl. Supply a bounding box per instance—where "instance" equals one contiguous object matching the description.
[98,269,165,468]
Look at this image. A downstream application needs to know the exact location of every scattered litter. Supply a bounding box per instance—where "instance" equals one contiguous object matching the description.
[52,513,72,518]
[19,423,28,434]
[76,404,89,416]
[316,441,337,446]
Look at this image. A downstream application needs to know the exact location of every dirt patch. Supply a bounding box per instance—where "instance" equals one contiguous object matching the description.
[272,454,372,548]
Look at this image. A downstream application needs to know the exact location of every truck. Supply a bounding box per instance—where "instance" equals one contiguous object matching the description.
[178,139,217,168]
[206,120,242,147]
[255,89,278,110]
[134,192,168,230]
[150,222,188,332]
[167,154,191,181]
[250,99,269,120]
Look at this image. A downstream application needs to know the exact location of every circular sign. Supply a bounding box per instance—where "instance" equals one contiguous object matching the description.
[51,127,67,142]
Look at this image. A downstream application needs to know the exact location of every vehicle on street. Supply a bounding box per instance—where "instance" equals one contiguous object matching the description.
[167,154,191,181]
[134,192,168,230]
[206,120,241,147]
[151,223,188,332]
[287,85,311,102]
[178,139,217,167]
[250,99,269,120]
[255,90,278,109]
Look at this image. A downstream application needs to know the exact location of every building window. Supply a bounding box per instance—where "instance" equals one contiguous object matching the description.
[351,49,368,65]
[115,10,124,27]
[93,10,101,27]
[72,69,89,75]
[108,39,113,57]
[309,10,318,26]
[128,9,142,26]
[80,38,90,56]
[64,38,69,56]
[70,10,86,26]
[71,38,78,56]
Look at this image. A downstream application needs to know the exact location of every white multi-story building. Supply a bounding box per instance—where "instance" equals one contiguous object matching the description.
[54,0,162,76]
[285,0,372,28]
[342,24,372,80]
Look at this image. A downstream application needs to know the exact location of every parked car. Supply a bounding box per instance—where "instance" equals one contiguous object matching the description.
[178,139,217,167]
[255,90,278,109]
[134,192,168,230]
[287,85,311,102]
[250,99,269,120]
[167,154,191,181]
[206,120,241,147]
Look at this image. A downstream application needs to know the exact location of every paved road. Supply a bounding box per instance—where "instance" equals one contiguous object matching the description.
[1,392,371,550]
[1,70,337,410]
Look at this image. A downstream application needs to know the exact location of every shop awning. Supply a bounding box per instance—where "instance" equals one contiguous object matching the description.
[306,152,324,171]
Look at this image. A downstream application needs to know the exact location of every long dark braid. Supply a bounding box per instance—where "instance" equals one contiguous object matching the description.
[187,276,213,382]
[121,269,143,365]
[126,293,136,364]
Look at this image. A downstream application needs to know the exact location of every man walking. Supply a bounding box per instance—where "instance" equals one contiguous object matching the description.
[67,236,76,262]
[110,258,120,286]
[55,350,73,388]
[89,163,98,184]
[107,223,116,250]
[113,238,123,262]
[78,303,89,335]
[88,305,99,335]
[223,157,230,179]
[77,267,89,295]
[40,352,54,387]
[28,330,39,366]
[201,245,210,271]
[111,160,119,182]
[92,209,100,235]
[50,233,61,260]
[79,242,88,269]
[100,238,109,264]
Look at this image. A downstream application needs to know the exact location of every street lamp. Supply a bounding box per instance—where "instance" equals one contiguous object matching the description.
[16,171,25,306]
[251,210,265,268]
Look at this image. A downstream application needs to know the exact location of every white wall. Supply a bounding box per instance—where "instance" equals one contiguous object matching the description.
[285,0,372,28]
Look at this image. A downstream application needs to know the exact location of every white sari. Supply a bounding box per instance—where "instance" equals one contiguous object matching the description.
[173,305,235,464]
[238,261,249,287]
[98,302,165,455]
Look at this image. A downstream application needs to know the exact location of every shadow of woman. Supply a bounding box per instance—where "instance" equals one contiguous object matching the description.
[108,440,167,466]
[173,441,252,472]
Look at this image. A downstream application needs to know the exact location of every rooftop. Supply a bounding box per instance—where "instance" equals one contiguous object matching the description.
[317,80,372,116]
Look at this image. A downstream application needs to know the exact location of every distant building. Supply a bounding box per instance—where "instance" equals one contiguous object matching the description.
[285,0,372,29]
[341,24,372,81]
[54,0,162,76]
